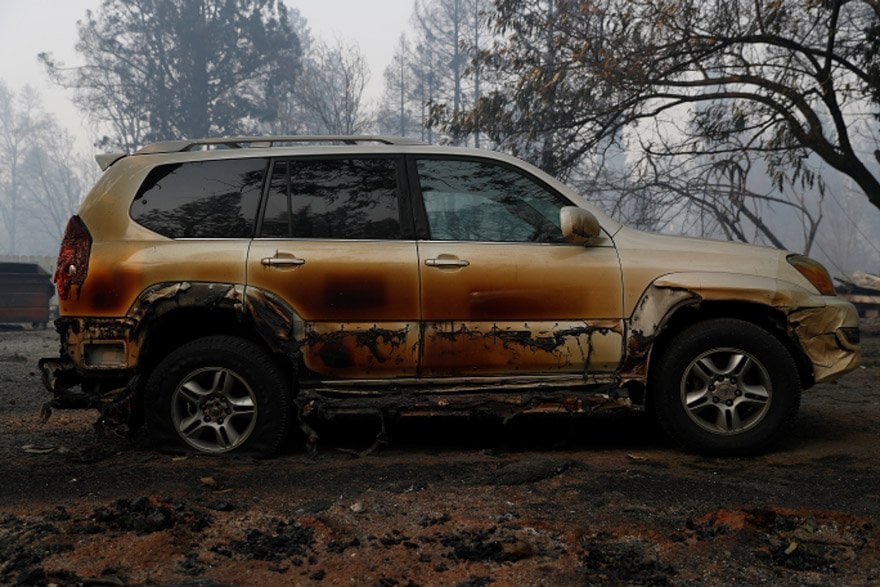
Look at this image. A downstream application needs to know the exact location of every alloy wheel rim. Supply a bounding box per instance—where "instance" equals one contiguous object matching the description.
[680,347,773,435]
[171,367,258,453]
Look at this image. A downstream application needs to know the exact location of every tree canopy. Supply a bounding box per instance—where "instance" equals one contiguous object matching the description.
[452,0,880,213]
[40,0,302,150]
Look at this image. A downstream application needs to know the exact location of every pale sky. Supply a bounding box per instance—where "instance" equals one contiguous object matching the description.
[0,0,416,152]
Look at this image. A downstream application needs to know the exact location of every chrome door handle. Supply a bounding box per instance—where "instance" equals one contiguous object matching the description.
[425,258,470,268]
[261,256,305,267]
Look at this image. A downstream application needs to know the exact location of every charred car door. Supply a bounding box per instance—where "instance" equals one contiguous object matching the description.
[413,157,624,378]
[247,156,420,379]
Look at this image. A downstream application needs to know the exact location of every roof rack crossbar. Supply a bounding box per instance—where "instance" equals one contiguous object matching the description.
[135,135,424,155]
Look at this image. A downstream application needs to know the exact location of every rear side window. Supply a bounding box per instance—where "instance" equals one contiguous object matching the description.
[260,158,403,239]
[131,159,267,238]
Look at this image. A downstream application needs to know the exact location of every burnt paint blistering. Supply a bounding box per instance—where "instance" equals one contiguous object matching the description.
[309,273,413,320]
[73,266,139,315]
[618,286,699,384]
[247,244,421,379]
[421,320,623,378]
[489,323,612,354]
[269,272,398,319]
[244,288,422,379]
[303,324,418,377]
[323,275,389,311]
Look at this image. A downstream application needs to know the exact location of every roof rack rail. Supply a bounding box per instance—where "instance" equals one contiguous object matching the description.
[135,135,425,155]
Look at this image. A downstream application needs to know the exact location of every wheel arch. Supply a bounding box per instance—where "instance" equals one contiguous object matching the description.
[650,301,814,390]
[621,274,817,406]
[137,305,255,377]
[131,282,303,386]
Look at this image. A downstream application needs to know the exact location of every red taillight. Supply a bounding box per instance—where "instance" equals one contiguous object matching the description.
[55,215,92,300]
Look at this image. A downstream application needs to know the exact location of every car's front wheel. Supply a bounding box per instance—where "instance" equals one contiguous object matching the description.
[144,335,290,456]
[651,318,801,455]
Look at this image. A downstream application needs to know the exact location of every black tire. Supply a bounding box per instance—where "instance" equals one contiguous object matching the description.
[651,318,801,456]
[144,335,290,457]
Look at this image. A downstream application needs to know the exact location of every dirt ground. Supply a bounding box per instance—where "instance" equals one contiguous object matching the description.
[1,323,879,586]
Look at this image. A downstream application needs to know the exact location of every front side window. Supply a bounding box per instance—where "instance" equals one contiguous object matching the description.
[131,158,266,238]
[261,158,402,239]
[417,158,568,243]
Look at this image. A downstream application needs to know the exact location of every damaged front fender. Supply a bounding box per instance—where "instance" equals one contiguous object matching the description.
[789,300,860,382]
[621,272,861,390]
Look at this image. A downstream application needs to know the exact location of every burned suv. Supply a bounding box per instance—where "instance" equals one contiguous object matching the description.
[40,136,860,457]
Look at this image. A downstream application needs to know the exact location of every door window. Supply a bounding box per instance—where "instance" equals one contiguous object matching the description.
[416,159,568,242]
[261,158,403,239]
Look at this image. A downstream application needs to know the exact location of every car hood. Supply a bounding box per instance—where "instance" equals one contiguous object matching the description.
[611,226,822,313]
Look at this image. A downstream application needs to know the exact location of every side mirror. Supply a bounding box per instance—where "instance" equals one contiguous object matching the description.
[560,206,601,244]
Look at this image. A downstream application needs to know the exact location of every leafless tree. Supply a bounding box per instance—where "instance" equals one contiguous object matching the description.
[0,83,89,255]
[378,0,490,145]
[288,40,372,136]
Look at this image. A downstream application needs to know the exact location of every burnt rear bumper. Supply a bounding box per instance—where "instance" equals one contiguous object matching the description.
[38,354,139,436]
[38,357,85,405]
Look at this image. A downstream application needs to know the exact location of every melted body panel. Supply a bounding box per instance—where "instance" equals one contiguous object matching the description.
[650,272,861,383]
[57,282,248,372]
[247,240,420,377]
[417,241,623,376]
[789,299,860,382]
[57,316,138,370]
[619,286,698,384]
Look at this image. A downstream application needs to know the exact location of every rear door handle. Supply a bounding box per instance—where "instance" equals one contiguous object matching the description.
[261,254,305,267]
[425,258,470,268]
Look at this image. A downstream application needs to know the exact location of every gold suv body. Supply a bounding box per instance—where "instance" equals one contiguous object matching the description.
[40,136,860,456]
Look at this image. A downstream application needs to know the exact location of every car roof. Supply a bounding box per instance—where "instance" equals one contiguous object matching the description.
[94,135,623,234]
[135,135,426,155]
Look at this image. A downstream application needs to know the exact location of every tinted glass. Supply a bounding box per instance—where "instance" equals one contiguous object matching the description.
[260,158,402,239]
[132,159,266,238]
[417,159,567,243]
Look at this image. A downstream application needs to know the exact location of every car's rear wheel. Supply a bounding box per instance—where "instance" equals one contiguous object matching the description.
[144,335,289,456]
[651,318,801,455]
